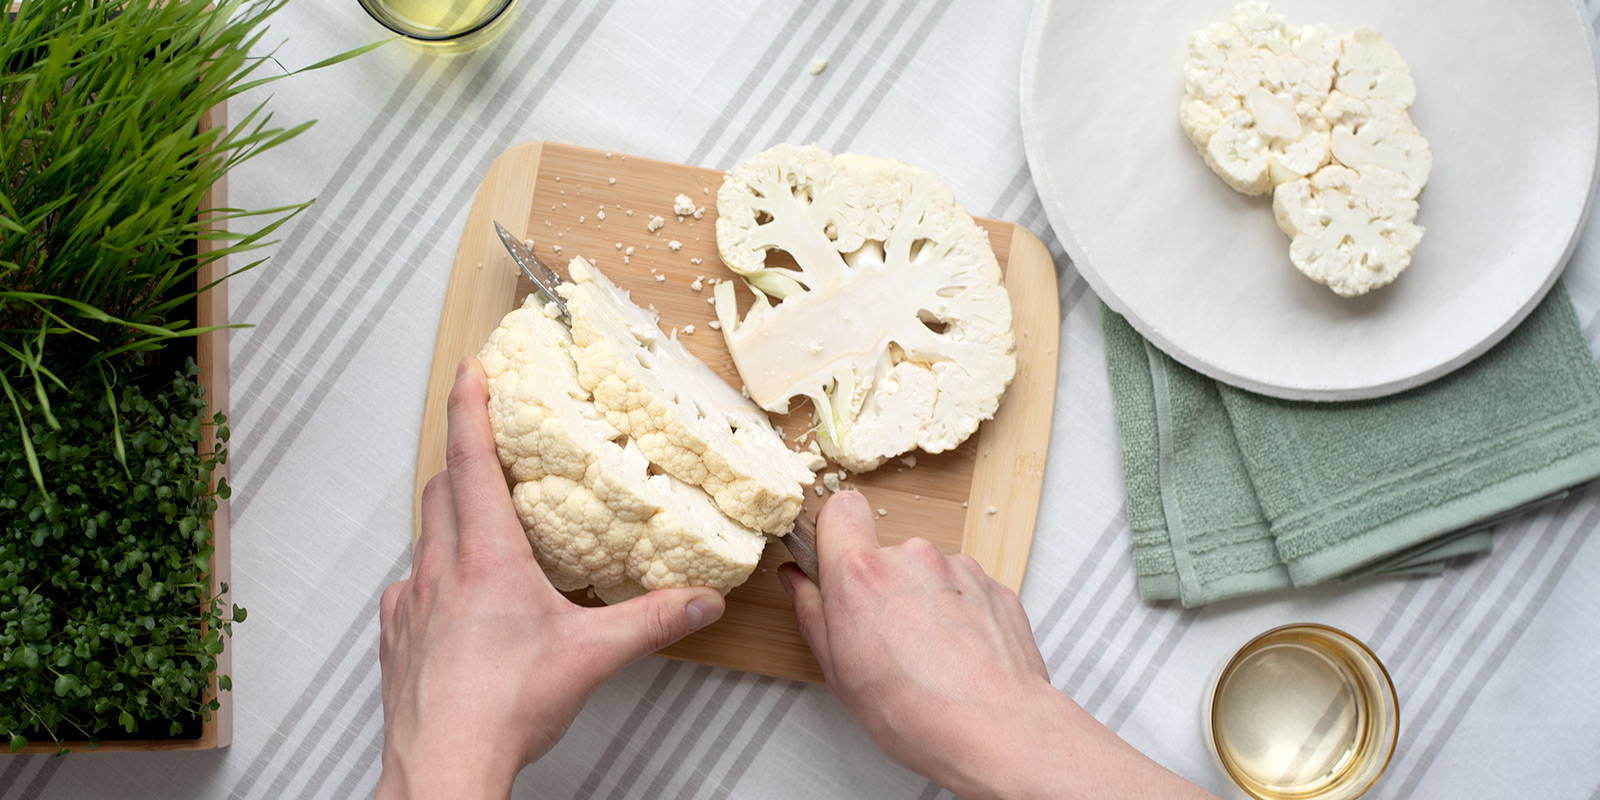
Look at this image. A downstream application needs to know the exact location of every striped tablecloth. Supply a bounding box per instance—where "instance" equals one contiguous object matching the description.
[5,2,1600,797]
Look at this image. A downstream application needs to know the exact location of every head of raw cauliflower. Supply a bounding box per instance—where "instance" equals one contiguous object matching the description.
[559,258,816,535]
[477,274,805,603]
[712,144,1016,473]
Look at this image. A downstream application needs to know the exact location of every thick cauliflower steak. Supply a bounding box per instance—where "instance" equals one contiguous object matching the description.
[478,288,772,603]
[1183,2,1431,297]
[713,145,1016,473]
[559,258,815,536]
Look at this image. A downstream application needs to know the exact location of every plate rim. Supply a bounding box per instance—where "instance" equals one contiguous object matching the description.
[1019,0,1600,401]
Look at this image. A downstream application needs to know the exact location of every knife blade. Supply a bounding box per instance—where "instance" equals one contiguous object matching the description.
[783,516,820,584]
[493,219,570,320]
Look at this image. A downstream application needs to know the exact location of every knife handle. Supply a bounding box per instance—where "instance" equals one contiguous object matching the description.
[782,515,821,585]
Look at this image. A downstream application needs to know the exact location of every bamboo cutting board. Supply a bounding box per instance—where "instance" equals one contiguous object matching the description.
[415,142,1059,682]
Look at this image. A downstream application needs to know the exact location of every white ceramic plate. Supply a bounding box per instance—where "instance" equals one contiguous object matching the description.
[1021,0,1600,400]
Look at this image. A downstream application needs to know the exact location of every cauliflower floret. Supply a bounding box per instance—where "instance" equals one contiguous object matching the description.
[478,298,618,483]
[1180,4,1337,195]
[1272,165,1423,297]
[1322,91,1431,199]
[512,441,765,603]
[713,145,1016,473]
[560,258,816,535]
[480,289,772,602]
[1334,27,1417,107]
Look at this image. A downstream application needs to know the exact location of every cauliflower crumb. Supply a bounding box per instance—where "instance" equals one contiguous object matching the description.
[962,501,969,509]
[673,193,696,216]
[626,209,634,217]
[522,238,535,250]
[577,215,585,223]
[821,472,842,493]
[668,240,683,252]
[807,58,828,75]
[647,215,665,232]
[985,505,998,515]
[552,244,563,254]
[655,273,666,282]
[682,324,696,335]
[605,152,613,158]
[708,320,722,331]
[624,246,635,256]
[814,485,824,497]
[693,208,705,220]
[690,257,703,265]
[596,209,606,220]
[806,439,822,456]
[614,242,623,250]
[807,340,824,355]
[899,455,917,469]
[690,276,704,292]
[607,176,617,184]
[876,508,887,517]
[554,176,561,182]
[913,494,921,501]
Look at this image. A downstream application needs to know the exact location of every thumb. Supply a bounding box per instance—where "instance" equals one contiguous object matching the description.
[582,587,725,672]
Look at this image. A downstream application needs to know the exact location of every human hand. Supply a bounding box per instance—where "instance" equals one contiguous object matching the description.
[779,491,1214,800]
[376,358,726,799]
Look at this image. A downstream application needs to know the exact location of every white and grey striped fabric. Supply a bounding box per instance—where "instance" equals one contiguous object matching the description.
[5,2,1600,797]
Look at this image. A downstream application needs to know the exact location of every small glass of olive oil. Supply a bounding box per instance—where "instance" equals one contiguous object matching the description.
[357,0,518,52]
[1205,624,1398,800]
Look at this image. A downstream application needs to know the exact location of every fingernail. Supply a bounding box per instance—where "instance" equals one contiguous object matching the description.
[685,597,717,631]
[777,568,796,599]
[455,358,468,381]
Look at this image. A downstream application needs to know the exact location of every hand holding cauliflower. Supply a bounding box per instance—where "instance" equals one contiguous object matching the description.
[1181,2,1430,297]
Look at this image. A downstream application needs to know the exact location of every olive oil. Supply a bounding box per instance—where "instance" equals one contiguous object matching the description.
[358,0,515,47]
[1207,624,1398,800]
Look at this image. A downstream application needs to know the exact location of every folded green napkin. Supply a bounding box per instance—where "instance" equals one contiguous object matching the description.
[1104,283,1600,607]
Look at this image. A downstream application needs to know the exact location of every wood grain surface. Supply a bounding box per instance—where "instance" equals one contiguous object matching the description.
[415,142,1060,682]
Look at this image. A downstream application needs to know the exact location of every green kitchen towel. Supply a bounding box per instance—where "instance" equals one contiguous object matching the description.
[1104,282,1600,607]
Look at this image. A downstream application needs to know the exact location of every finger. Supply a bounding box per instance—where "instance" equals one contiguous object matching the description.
[380,581,406,627]
[577,587,725,679]
[412,472,458,580]
[778,563,832,678]
[445,357,526,562]
[815,490,880,587]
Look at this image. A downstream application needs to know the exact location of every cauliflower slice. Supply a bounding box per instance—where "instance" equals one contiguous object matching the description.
[559,257,815,535]
[1180,3,1338,195]
[1272,165,1423,297]
[481,294,769,603]
[713,145,1016,473]
[1183,3,1430,297]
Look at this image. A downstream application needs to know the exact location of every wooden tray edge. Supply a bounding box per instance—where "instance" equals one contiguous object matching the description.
[412,142,547,540]
[960,226,1059,592]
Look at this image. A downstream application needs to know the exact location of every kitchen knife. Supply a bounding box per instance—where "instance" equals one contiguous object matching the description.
[493,219,570,321]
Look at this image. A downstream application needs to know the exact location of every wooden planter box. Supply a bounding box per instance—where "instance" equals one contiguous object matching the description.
[12,102,234,754]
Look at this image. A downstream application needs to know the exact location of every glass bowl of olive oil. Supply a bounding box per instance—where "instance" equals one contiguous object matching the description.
[1206,624,1399,800]
[358,0,517,51]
